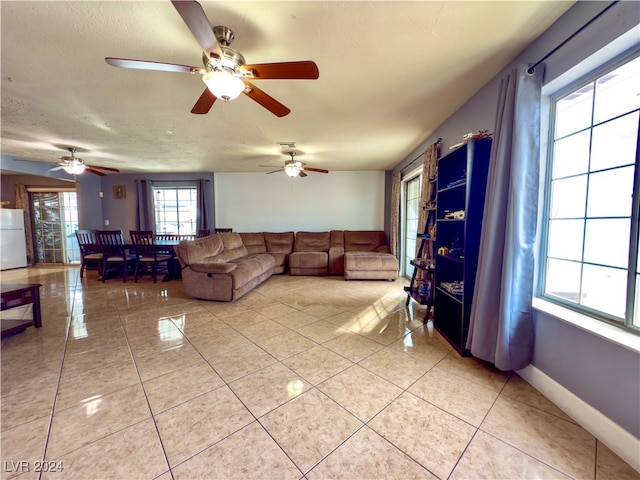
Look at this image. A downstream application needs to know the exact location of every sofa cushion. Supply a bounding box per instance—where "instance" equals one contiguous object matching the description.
[344,230,388,252]
[177,235,224,265]
[289,251,329,275]
[344,251,398,280]
[294,231,330,252]
[344,251,398,270]
[264,232,294,253]
[218,233,249,262]
[229,253,275,288]
[239,233,267,254]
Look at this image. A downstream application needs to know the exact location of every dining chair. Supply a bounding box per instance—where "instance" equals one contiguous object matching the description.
[197,229,211,238]
[75,230,102,279]
[95,230,137,282]
[215,228,233,233]
[130,230,172,283]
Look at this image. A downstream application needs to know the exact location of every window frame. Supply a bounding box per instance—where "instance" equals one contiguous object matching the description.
[153,184,199,236]
[400,167,422,278]
[539,48,640,334]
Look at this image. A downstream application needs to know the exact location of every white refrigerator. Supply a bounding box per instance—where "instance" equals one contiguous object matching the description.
[1,209,28,270]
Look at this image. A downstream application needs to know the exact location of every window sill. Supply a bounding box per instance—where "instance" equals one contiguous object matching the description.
[532,297,640,354]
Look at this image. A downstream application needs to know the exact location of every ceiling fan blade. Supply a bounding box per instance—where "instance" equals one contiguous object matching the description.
[303,167,329,174]
[191,88,217,114]
[298,171,308,178]
[241,61,319,80]
[84,167,107,177]
[89,165,120,173]
[243,81,290,117]
[171,0,222,59]
[266,168,284,174]
[105,57,202,74]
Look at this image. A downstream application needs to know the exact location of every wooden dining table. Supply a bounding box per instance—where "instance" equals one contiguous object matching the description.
[89,235,194,282]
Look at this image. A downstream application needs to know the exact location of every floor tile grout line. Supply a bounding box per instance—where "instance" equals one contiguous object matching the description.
[479,428,584,479]
[446,428,481,480]
[120,308,177,480]
[37,269,81,480]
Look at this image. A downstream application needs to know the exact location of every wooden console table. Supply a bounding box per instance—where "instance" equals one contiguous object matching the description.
[1,283,43,337]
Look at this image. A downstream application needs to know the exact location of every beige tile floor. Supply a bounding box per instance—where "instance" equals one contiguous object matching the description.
[1,265,639,480]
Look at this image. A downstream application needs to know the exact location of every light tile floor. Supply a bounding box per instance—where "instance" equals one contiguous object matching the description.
[1,265,638,480]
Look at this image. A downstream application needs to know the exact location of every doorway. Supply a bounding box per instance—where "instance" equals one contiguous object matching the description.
[30,190,79,264]
[402,173,421,278]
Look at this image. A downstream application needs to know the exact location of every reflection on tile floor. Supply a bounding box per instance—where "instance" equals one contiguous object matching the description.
[1,265,638,480]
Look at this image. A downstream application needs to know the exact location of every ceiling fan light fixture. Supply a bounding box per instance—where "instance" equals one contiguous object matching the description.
[62,163,85,175]
[202,70,245,101]
[284,163,300,177]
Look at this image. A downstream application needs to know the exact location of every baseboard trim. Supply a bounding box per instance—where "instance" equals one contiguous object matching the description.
[517,364,640,473]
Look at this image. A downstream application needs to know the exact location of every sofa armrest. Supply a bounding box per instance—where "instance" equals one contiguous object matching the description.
[375,245,391,254]
[189,262,237,274]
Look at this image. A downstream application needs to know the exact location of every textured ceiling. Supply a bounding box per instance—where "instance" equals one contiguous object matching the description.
[1,1,573,174]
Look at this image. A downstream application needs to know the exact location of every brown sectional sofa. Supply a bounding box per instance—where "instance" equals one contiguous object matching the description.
[175,229,398,302]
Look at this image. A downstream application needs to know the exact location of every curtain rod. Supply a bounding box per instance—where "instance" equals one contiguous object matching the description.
[135,179,210,182]
[527,1,618,75]
[405,138,442,171]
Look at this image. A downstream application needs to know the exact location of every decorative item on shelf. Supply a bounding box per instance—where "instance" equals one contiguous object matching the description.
[429,223,437,239]
[418,281,431,300]
[449,130,493,150]
[437,246,449,255]
[440,280,464,296]
[444,210,465,220]
[413,258,434,269]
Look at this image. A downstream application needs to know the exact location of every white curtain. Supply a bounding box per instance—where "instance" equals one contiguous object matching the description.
[466,65,543,371]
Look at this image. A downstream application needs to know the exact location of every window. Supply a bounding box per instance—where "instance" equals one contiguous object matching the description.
[541,53,640,331]
[153,186,198,235]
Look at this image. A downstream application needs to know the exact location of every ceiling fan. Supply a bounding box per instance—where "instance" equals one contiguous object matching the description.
[264,152,329,177]
[49,148,120,176]
[105,0,319,117]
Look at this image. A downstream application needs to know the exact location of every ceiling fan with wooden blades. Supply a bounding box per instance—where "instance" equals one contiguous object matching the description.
[105,0,319,117]
[263,152,329,177]
[49,148,120,176]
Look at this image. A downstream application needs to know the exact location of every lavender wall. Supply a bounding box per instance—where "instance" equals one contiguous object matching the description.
[390,1,640,437]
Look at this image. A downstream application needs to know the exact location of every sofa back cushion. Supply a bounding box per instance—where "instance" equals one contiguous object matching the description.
[239,233,267,254]
[330,230,344,248]
[218,233,249,261]
[176,234,225,265]
[264,232,294,253]
[344,230,388,252]
[294,231,330,252]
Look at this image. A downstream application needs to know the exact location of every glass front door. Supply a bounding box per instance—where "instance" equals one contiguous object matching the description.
[31,191,79,263]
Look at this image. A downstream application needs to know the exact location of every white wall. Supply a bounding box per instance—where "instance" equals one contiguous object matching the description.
[214,171,385,232]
